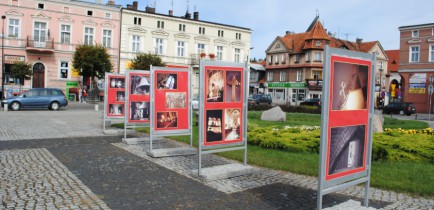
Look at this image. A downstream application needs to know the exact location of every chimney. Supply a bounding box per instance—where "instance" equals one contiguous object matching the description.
[285,31,294,35]
[132,1,138,10]
[356,38,363,44]
[193,11,199,20]
[184,11,191,19]
[107,0,115,5]
[127,4,133,9]
[146,6,156,13]
[169,10,173,16]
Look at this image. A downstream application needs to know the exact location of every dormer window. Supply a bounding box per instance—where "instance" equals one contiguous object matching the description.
[87,10,93,16]
[412,30,419,38]
[315,41,321,47]
[38,3,44,9]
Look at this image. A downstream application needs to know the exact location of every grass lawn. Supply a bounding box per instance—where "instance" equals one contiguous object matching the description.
[113,112,433,197]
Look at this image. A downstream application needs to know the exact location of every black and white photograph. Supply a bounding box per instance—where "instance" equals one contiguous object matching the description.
[130,101,150,120]
[109,104,124,115]
[131,75,150,95]
[110,77,125,89]
[116,91,125,102]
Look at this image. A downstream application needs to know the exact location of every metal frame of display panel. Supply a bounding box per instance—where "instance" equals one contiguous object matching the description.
[103,73,126,131]
[124,70,151,141]
[149,66,193,152]
[197,60,248,175]
[317,46,376,209]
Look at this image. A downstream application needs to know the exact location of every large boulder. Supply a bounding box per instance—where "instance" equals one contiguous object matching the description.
[261,106,286,122]
[372,110,384,133]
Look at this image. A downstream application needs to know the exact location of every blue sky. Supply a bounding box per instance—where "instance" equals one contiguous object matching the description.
[102,0,433,60]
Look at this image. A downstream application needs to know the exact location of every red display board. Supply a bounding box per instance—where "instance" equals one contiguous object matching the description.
[325,56,372,180]
[203,66,244,146]
[127,71,151,124]
[153,70,190,131]
[106,74,126,118]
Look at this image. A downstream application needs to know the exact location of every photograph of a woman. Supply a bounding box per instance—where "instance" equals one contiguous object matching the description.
[332,62,368,110]
[131,75,150,95]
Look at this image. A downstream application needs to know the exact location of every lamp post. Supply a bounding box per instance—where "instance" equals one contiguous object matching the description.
[379,68,383,108]
[1,15,6,99]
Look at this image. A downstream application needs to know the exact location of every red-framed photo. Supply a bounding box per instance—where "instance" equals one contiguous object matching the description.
[127,71,150,123]
[106,74,125,118]
[325,55,372,180]
[156,111,178,129]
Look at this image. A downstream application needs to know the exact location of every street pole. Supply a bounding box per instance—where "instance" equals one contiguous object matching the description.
[1,15,6,99]
[429,75,434,121]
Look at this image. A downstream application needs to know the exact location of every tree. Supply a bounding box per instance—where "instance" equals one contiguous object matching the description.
[10,61,32,91]
[130,52,164,70]
[72,44,113,88]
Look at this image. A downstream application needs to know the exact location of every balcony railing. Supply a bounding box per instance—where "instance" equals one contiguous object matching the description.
[306,79,323,91]
[26,36,55,53]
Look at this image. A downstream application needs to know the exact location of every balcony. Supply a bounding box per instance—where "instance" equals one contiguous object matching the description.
[25,36,55,54]
[306,79,323,91]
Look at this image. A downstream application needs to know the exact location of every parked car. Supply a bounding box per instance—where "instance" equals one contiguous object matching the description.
[300,98,321,107]
[382,102,416,116]
[248,94,272,105]
[1,88,68,111]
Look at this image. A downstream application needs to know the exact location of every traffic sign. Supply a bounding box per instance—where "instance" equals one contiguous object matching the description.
[429,84,434,95]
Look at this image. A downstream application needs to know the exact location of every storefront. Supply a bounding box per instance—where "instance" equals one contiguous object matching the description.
[267,82,307,105]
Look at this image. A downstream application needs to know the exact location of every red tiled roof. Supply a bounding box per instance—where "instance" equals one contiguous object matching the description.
[385,50,399,72]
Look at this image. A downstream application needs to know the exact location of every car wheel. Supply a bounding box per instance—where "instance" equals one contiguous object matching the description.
[399,110,405,115]
[50,101,60,111]
[11,102,21,111]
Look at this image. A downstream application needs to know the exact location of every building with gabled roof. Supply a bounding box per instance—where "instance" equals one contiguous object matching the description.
[264,15,388,105]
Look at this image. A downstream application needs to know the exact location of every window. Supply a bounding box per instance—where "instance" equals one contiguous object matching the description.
[275,54,279,64]
[33,22,47,47]
[105,13,112,19]
[12,0,18,6]
[157,21,164,29]
[269,55,273,64]
[281,54,286,64]
[38,3,44,9]
[279,71,286,81]
[8,18,19,38]
[102,29,112,48]
[199,27,205,35]
[87,10,93,16]
[132,35,140,52]
[134,17,141,25]
[430,45,434,62]
[305,52,310,61]
[84,27,94,45]
[155,38,164,55]
[296,70,302,82]
[410,46,419,62]
[179,24,185,32]
[60,24,70,44]
[234,48,241,62]
[313,71,320,80]
[379,61,384,69]
[295,54,300,63]
[412,30,419,38]
[59,61,69,79]
[218,30,224,37]
[236,33,241,40]
[267,71,273,81]
[216,46,223,61]
[314,52,322,61]
[315,41,321,47]
[177,41,185,57]
[197,43,205,54]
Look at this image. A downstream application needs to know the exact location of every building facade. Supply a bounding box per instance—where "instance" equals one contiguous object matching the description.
[398,23,434,113]
[0,0,121,99]
[264,16,388,106]
[119,2,252,96]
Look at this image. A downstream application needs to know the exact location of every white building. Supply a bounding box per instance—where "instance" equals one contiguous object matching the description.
[119,2,252,96]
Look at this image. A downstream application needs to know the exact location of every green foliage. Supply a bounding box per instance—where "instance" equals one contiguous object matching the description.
[248,104,321,114]
[383,116,429,129]
[10,61,32,82]
[72,44,113,80]
[130,53,164,70]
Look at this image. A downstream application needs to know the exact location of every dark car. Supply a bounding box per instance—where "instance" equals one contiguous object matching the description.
[382,102,416,116]
[248,94,272,105]
[1,88,68,111]
[300,98,321,107]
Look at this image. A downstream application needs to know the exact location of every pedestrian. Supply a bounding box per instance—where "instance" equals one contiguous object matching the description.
[81,86,88,103]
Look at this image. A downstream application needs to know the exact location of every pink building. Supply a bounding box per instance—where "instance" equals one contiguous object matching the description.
[0,0,121,99]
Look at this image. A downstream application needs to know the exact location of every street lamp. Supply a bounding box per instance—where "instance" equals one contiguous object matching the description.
[1,15,6,99]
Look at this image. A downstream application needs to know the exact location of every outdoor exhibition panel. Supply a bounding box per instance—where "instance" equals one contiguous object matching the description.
[197,60,248,175]
[123,70,151,141]
[317,46,376,209]
[148,66,193,154]
[103,73,126,131]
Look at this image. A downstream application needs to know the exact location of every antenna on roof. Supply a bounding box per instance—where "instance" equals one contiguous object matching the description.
[171,0,174,10]
[316,9,319,17]
[154,0,156,8]
[186,0,190,12]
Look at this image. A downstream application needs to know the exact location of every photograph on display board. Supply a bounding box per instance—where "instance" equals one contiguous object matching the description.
[224,108,241,140]
[332,61,369,110]
[328,125,366,176]
[206,70,224,102]
[225,71,242,102]
[130,101,150,120]
[109,77,125,88]
[157,73,177,89]
[206,109,223,142]
[165,92,186,109]
[156,111,178,128]
[131,75,150,95]
[109,104,124,115]
[116,91,125,102]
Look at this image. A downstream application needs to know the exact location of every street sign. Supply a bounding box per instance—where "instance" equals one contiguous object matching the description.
[430,75,434,83]
[429,84,434,95]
